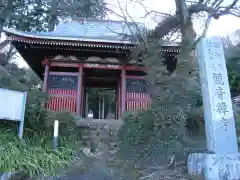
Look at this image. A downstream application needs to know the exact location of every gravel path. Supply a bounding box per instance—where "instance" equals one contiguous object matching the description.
[44,147,125,180]
[62,161,115,180]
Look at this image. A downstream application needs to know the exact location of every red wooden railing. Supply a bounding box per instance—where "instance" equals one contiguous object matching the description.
[126,92,152,112]
[44,71,152,115]
[45,72,78,113]
[46,89,77,113]
[126,76,152,112]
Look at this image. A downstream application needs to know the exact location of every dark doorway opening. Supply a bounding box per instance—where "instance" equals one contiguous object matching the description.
[82,68,120,120]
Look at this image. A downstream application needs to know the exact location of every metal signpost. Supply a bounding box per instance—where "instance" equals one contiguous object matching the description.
[0,88,27,139]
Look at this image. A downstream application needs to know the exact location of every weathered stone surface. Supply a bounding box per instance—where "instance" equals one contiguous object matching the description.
[196,36,238,153]
[188,153,205,179]
[188,153,240,180]
[188,37,240,180]
[77,119,122,153]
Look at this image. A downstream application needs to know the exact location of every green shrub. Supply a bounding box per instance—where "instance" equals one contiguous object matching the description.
[24,90,50,133]
[118,109,156,161]
[0,127,76,176]
[119,110,155,150]
[118,107,206,164]
[0,89,83,176]
[0,108,82,176]
[24,90,83,141]
[233,104,240,140]
[0,63,83,176]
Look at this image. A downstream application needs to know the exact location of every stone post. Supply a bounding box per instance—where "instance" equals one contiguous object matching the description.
[188,37,240,180]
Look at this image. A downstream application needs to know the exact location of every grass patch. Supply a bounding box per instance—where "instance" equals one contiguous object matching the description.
[0,126,81,177]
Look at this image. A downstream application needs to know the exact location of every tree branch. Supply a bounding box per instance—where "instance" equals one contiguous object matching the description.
[154,1,238,39]
[217,0,239,17]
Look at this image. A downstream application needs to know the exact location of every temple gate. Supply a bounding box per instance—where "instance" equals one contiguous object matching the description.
[4,18,178,120]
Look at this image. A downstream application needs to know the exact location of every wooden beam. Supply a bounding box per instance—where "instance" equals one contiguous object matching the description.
[49,71,78,76]
[125,66,147,71]
[86,77,118,81]
[50,62,79,68]
[47,61,148,71]
[126,75,145,80]
[84,64,121,70]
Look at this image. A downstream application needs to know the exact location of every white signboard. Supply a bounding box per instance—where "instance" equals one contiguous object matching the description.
[0,88,27,139]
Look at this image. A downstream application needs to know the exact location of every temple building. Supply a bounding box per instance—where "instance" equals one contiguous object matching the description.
[3,18,179,120]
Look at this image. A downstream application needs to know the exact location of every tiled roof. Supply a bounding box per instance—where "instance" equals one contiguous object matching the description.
[4,18,143,44]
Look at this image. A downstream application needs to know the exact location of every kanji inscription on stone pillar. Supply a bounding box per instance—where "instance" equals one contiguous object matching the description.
[196,36,238,154]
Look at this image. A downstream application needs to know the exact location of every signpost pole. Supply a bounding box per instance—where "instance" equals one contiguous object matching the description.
[18,92,27,139]
[53,120,59,150]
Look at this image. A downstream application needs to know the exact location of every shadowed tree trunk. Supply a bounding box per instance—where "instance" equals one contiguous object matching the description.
[48,0,57,31]
[0,0,14,35]
[175,0,196,43]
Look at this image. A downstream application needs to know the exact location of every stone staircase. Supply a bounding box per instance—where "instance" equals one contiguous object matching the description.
[75,119,190,179]
[76,119,123,156]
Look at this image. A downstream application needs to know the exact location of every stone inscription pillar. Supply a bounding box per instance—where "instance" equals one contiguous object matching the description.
[197,37,238,153]
[188,37,240,180]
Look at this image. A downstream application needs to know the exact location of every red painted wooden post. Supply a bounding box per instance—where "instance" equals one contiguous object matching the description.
[121,66,126,118]
[76,65,83,116]
[43,60,49,92]
[116,84,118,119]
[118,77,122,119]
[81,78,84,116]
[117,79,121,119]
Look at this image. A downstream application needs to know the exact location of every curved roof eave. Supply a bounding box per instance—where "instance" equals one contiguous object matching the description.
[3,27,137,45]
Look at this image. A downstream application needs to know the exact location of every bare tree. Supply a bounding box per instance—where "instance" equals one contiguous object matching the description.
[110,0,239,43]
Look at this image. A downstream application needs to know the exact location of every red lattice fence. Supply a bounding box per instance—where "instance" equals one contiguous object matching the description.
[126,77,152,112]
[46,74,78,113]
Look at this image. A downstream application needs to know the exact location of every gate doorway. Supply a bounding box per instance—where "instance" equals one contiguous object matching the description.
[82,68,120,120]
[84,88,116,119]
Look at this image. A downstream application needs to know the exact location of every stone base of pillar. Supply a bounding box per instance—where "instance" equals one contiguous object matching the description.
[188,153,240,180]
